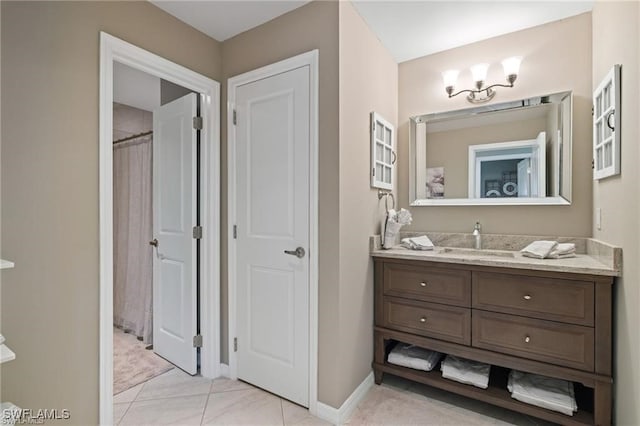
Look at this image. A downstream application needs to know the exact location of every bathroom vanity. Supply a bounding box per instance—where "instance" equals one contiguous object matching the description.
[372,240,620,425]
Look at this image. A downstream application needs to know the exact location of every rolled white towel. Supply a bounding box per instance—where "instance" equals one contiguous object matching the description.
[383,209,402,249]
[387,343,442,372]
[548,243,576,259]
[440,355,490,389]
[508,370,577,416]
[401,235,435,251]
[521,241,558,259]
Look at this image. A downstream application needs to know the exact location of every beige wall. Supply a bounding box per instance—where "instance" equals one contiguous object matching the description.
[0,2,222,424]
[399,13,593,236]
[220,0,343,407]
[591,2,640,424]
[337,1,397,406]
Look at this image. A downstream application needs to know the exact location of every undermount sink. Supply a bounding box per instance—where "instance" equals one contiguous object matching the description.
[440,247,516,258]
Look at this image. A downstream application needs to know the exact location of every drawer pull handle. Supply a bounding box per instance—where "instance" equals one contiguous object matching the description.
[420,282,427,287]
[523,295,532,300]
[419,317,427,323]
[525,336,531,343]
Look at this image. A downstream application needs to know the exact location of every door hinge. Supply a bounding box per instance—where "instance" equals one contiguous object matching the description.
[193,116,203,130]
[234,337,238,352]
[233,110,237,125]
[591,106,594,116]
[233,225,237,239]
[193,226,203,239]
[193,334,203,348]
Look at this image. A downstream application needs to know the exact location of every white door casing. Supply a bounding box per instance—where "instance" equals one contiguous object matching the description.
[100,32,220,425]
[236,66,310,406]
[227,50,319,413]
[152,93,199,375]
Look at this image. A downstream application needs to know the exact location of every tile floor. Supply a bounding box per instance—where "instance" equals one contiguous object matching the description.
[114,368,330,426]
[347,375,555,426]
[114,369,555,425]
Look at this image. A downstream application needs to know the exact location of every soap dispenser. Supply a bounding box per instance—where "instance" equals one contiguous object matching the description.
[472,221,482,249]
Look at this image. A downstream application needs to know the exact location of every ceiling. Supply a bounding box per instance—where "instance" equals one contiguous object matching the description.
[150,1,311,42]
[351,1,594,63]
[149,0,593,63]
[113,62,161,112]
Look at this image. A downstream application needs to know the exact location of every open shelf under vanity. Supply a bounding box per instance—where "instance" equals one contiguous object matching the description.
[372,256,615,425]
[376,338,595,425]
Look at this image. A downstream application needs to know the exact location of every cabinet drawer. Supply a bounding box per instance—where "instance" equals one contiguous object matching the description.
[383,263,471,307]
[472,311,594,371]
[383,297,471,345]
[472,272,594,326]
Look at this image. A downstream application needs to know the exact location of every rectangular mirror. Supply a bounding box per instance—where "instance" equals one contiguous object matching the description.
[410,91,572,206]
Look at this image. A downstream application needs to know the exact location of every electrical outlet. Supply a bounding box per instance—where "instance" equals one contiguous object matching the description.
[596,208,602,230]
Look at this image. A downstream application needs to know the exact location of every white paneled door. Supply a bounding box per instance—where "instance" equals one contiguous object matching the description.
[235,65,310,406]
[152,93,198,375]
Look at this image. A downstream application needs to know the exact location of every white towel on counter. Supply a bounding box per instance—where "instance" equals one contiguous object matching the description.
[401,235,435,251]
[440,355,491,389]
[387,343,442,372]
[547,243,576,259]
[508,370,577,416]
[521,241,558,259]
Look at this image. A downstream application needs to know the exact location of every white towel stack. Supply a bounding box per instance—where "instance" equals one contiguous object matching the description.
[508,370,577,416]
[521,241,576,259]
[401,235,435,251]
[440,355,491,389]
[387,343,442,372]
[548,243,577,259]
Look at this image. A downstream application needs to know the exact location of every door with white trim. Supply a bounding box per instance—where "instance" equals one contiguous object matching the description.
[234,65,310,406]
[152,93,198,375]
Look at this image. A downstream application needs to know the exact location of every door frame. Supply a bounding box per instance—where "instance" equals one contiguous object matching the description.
[98,32,220,425]
[227,50,319,414]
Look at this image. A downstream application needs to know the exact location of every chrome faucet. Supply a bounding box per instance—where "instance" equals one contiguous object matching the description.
[472,221,482,249]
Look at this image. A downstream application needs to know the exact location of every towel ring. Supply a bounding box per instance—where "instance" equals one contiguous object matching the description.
[378,189,395,212]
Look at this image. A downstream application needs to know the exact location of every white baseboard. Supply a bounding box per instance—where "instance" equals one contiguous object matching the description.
[219,363,230,378]
[316,371,374,425]
[316,403,339,425]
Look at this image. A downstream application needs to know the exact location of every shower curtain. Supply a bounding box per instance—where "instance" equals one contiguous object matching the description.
[113,134,153,343]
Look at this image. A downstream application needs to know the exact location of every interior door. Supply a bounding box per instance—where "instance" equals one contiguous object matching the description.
[234,65,310,406]
[151,93,198,375]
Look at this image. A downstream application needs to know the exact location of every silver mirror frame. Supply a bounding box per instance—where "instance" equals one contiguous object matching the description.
[409,91,572,206]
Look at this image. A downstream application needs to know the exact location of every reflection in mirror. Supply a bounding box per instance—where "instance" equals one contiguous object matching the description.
[410,91,572,206]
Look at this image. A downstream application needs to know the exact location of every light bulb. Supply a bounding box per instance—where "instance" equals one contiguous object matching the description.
[502,56,522,78]
[470,63,489,84]
[442,70,459,89]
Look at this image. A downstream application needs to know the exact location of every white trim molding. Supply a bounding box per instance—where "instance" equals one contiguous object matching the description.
[227,49,319,415]
[316,372,375,425]
[99,32,220,425]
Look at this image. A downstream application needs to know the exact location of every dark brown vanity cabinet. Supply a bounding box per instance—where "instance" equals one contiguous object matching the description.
[373,258,614,425]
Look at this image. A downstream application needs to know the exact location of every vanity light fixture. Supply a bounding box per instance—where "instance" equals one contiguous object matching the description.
[442,56,522,104]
